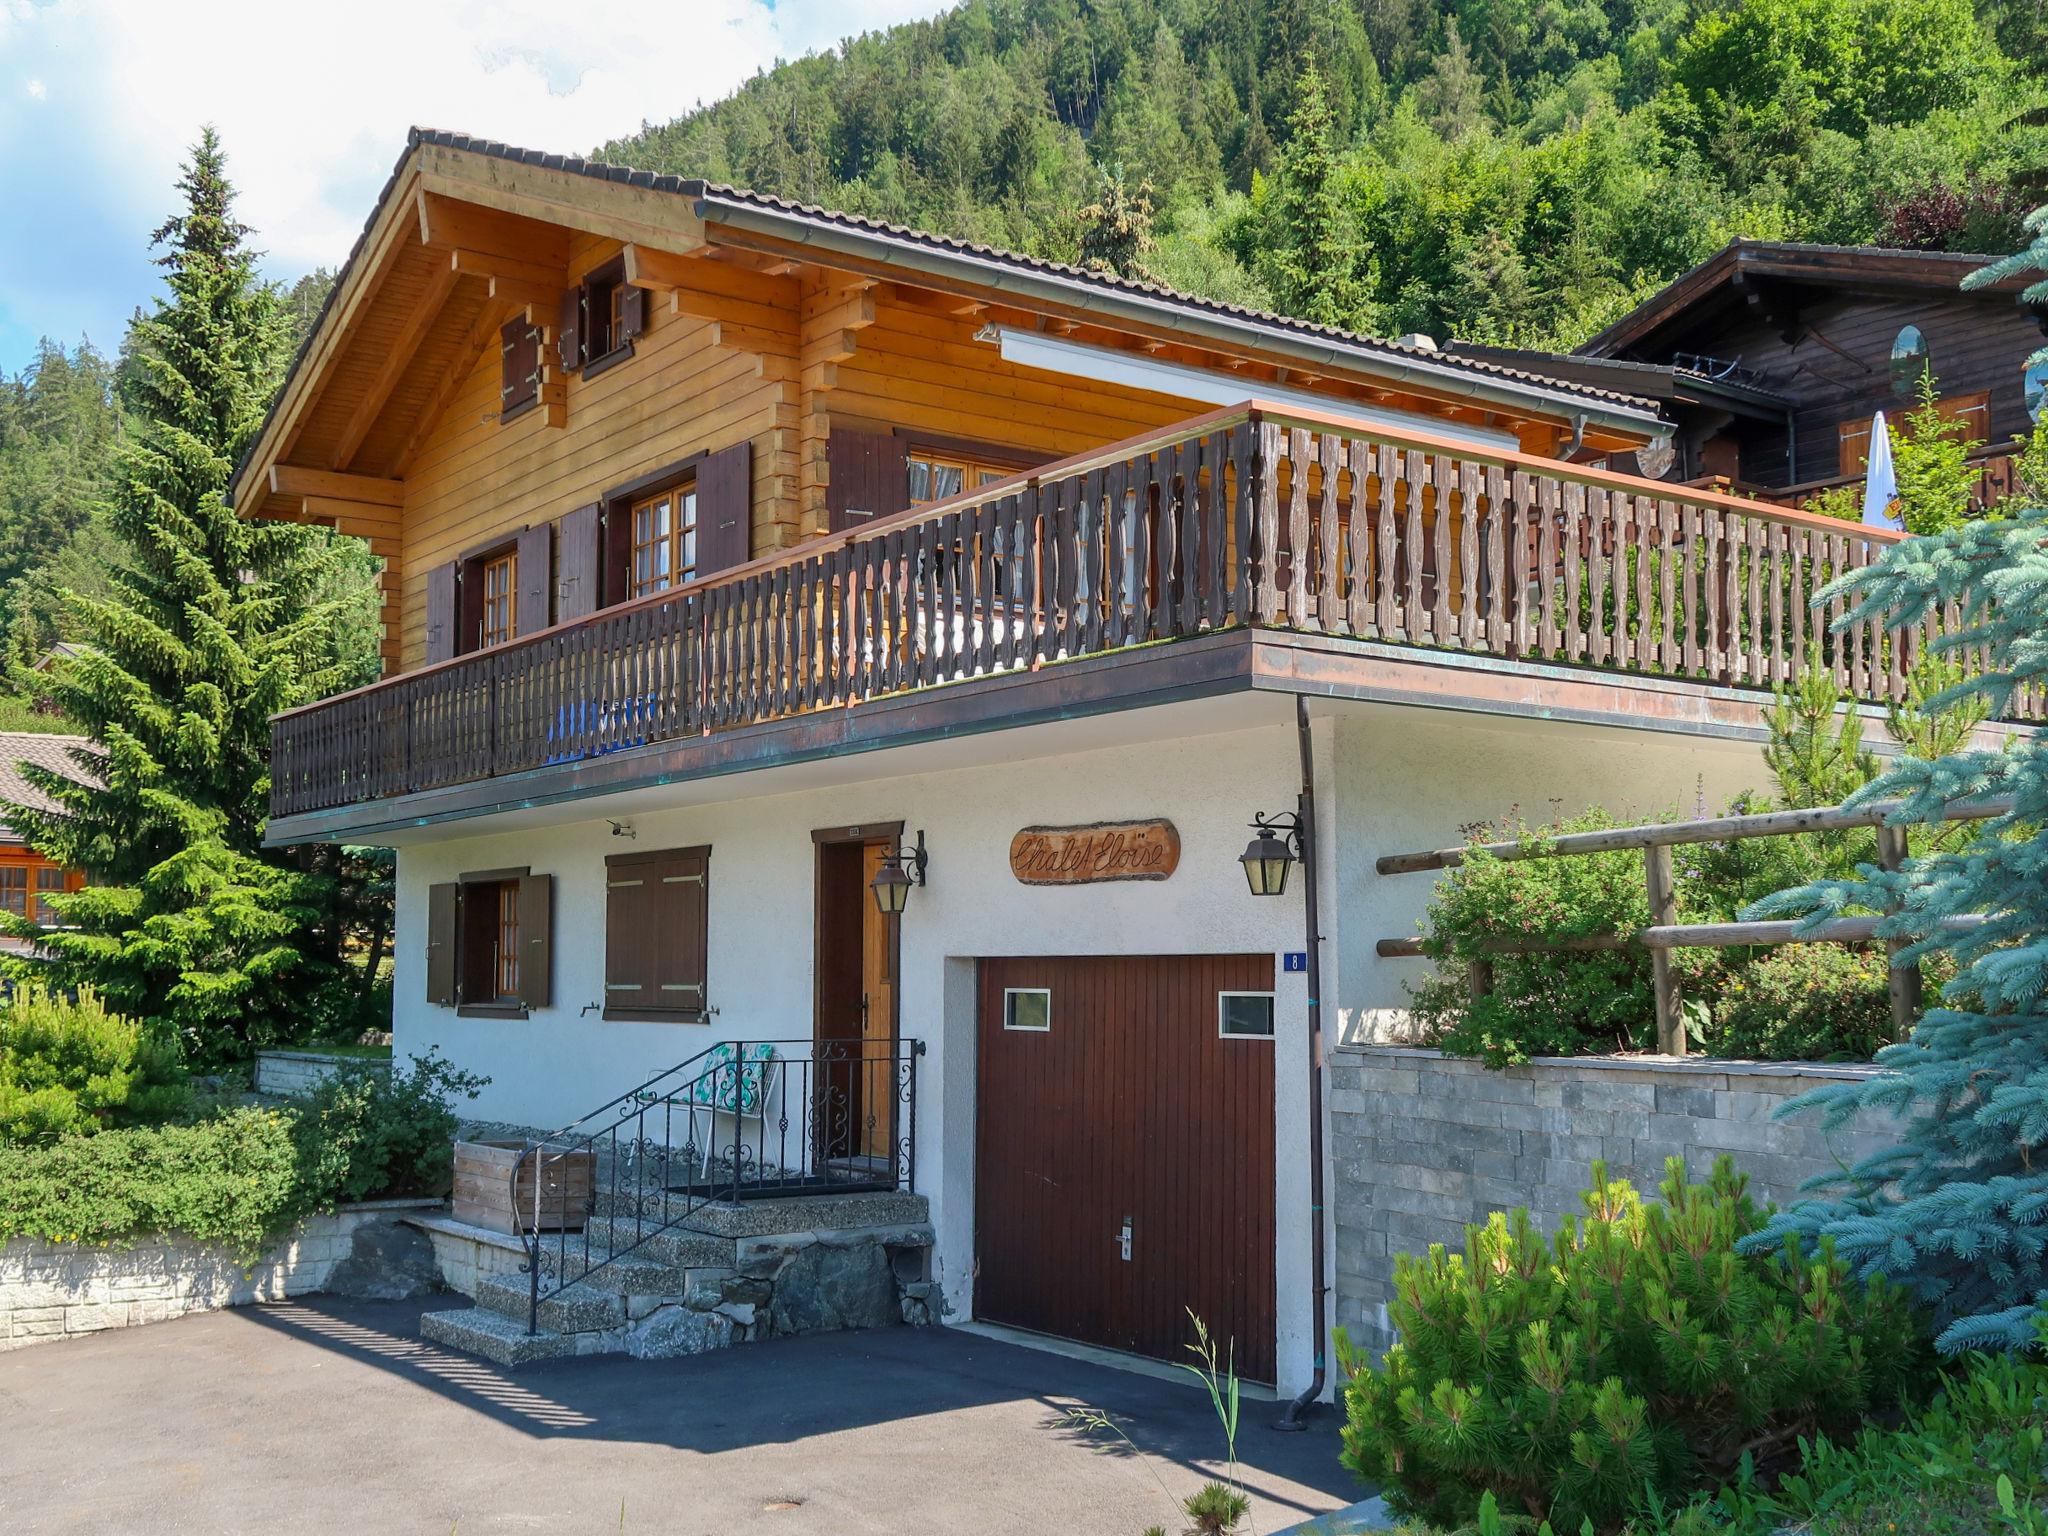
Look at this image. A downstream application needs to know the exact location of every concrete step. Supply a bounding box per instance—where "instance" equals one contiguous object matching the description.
[579,1217,737,1270]
[419,1305,587,1368]
[586,1187,930,1237]
[474,1276,625,1333]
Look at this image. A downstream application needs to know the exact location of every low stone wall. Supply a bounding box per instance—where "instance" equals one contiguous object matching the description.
[254,1048,390,1098]
[1330,1046,1897,1356]
[0,1198,441,1352]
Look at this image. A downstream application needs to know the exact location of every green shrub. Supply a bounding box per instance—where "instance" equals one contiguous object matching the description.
[1708,945,1895,1061]
[0,1107,305,1262]
[0,986,188,1144]
[290,1051,486,1206]
[1337,1157,1926,1536]
[1409,811,1657,1067]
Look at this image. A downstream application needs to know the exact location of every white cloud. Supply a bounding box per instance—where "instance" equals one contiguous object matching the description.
[0,0,951,364]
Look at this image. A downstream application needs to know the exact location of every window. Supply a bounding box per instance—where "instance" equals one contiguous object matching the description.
[32,867,64,923]
[480,549,517,649]
[2027,360,2047,423]
[908,449,1010,505]
[1218,991,1276,1039]
[1003,987,1051,1033]
[604,845,710,1022]
[0,866,24,917]
[629,483,698,597]
[425,870,552,1015]
[558,257,645,379]
[1890,325,1930,397]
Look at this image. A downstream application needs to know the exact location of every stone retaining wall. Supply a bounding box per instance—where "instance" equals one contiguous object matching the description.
[254,1048,390,1098]
[0,1198,440,1351]
[1330,1047,1897,1356]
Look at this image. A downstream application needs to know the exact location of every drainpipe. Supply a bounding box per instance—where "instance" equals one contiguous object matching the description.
[1276,694,1328,1431]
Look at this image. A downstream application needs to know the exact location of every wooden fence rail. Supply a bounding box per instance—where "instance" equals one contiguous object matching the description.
[273,399,2021,821]
[1374,798,2012,1054]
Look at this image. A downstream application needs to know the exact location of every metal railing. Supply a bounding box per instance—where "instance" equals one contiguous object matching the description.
[512,1036,922,1334]
[273,398,2013,820]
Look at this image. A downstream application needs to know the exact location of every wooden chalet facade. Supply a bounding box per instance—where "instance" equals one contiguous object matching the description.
[1542,241,2044,511]
[234,131,2035,1389]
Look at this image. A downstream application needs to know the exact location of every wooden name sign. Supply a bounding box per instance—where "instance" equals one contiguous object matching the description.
[1010,820,1182,886]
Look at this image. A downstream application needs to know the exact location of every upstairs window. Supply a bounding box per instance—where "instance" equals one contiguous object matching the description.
[908,449,1009,504]
[479,549,517,649]
[557,256,645,380]
[1890,325,1930,397]
[629,482,699,597]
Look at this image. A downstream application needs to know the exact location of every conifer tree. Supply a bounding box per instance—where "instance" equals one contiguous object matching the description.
[0,130,372,1068]
[1743,226,2048,1346]
[1262,61,1373,331]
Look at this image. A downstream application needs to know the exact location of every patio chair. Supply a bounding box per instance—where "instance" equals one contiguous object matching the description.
[685,1041,780,1181]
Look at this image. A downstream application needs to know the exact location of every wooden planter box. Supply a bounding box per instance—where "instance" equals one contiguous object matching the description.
[451,1139,594,1235]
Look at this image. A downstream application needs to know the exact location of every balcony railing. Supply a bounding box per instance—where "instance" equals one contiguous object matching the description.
[272,400,1988,821]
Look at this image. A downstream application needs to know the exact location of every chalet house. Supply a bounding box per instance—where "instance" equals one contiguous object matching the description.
[0,734,89,954]
[1453,241,2046,511]
[236,131,1975,1389]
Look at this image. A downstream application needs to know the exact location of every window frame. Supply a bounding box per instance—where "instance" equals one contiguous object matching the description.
[579,256,637,380]
[1002,986,1052,1033]
[627,479,699,598]
[454,866,531,1019]
[1218,990,1277,1041]
[0,864,26,919]
[478,547,517,649]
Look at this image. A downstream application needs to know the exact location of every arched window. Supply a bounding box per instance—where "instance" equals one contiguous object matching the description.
[1890,325,1930,397]
[2026,359,2047,422]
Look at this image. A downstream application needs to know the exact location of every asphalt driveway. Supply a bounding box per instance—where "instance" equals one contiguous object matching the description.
[0,1297,1360,1534]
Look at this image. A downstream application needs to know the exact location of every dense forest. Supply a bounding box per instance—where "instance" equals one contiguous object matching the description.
[605,0,2047,348]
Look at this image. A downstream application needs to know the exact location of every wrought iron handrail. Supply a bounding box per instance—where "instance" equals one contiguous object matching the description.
[512,1036,923,1334]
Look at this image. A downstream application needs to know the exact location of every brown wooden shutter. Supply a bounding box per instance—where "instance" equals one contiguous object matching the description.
[659,849,709,1017]
[826,428,910,532]
[695,441,753,577]
[426,882,458,1005]
[425,561,459,663]
[605,856,653,1013]
[557,286,582,374]
[617,284,646,342]
[515,522,552,636]
[456,557,484,655]
[556,503,602,622]
[604,846,709,1019]
[601,501,633,607]
[517,872,552,1010]
[499,319,538,419]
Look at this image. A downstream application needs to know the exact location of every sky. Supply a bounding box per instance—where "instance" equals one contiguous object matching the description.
[0,0,954,376]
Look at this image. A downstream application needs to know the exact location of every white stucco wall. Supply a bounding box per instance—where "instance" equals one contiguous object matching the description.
[389,697,1777,1397]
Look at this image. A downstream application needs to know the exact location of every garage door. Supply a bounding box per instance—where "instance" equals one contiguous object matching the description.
[975,954,1277,1383]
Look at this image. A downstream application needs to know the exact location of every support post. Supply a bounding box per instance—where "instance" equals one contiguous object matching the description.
[1877,824,1922,1041]
[1645,844,1684,1055]
[1467,956,1495,1001]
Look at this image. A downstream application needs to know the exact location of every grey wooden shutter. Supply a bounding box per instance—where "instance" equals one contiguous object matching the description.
[517,872,553,1010]
[499,319,538,419]
[557,287,582,373]
[556,503,602,621]
[426,882,458,1005]
[425,561,459,663]
[695,441,753,577]
[515,522,553,636]
[826,428,910,532]
[617,285,646,342]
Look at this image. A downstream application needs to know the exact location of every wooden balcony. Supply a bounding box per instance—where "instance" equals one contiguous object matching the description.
[271,401,1982,825]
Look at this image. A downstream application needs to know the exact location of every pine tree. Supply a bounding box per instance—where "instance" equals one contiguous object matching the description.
[1742,230,2048,1345]
[0,130,375,1068]
[1077,168,1158,282]
[1262,61,1373,331]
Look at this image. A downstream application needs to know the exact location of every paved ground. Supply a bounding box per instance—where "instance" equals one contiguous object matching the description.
[0,1297,1361,1535]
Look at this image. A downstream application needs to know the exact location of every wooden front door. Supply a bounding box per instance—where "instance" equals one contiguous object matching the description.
[975,954,1278,1383]
[814,827,900,1167]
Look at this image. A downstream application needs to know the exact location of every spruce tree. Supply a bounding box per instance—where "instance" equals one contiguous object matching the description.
[1264,61,1373,331]
[1742,229,2048,1345]
[0,130,372,1068]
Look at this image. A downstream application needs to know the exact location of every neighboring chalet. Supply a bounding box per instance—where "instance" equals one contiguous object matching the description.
[1453,241,2046,510]
[0,734,89,953]
[233,132,2024,1388]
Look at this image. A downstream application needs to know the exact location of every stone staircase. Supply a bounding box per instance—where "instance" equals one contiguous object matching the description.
[419,1188,936,1368]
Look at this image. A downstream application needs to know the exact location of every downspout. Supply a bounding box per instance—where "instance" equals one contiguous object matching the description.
[1277,693,1328,1430]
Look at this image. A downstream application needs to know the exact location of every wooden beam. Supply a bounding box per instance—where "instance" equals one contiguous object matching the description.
[415,152,708,253]
[447,247,565,292]
[329,262,462,470]
[301,494,401,531]
[488,276,565,318]
[416,191,568,269]
[712,320,799,357]
[268,467,404,507]
[621,242,709,292]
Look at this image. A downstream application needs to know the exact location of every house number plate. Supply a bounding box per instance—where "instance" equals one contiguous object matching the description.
[1009,820,1181,886]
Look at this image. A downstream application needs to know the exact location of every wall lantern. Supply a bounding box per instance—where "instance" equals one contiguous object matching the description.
[1239,813,1304,898]
[870,829,930,916]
